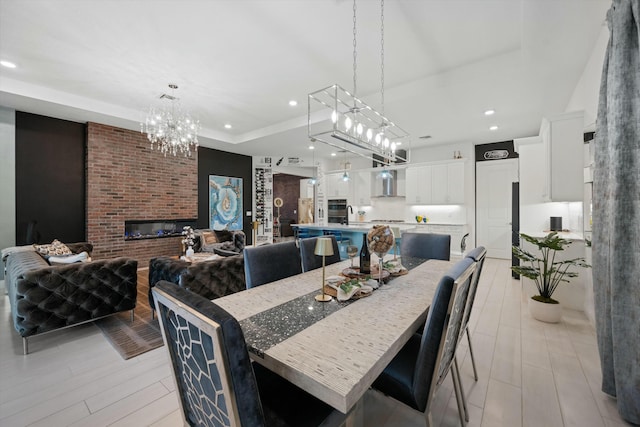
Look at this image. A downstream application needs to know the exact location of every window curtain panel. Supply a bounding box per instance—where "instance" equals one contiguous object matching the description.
[593,0,640,424]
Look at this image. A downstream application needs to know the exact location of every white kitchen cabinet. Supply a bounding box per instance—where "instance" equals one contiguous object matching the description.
[406,160,464,205]
[430,164,448,204]
[325,173,349,199]
[349,171,372,205]
[540,111,584,202]
[446,162,465,204]
[405,165,432,204]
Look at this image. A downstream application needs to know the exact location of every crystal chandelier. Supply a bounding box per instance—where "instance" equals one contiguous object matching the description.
[141,84,200,157]
[308,0,409,165]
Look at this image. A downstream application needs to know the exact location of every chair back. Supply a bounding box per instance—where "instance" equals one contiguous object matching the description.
[400,232,451,261]
[460,246,487,338]
[412,257,476,411]
[152,281,265,427]
[299,236,342,272]
[243,241,302,288]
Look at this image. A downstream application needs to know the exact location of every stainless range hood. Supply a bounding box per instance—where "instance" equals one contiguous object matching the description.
[374,170,403,198]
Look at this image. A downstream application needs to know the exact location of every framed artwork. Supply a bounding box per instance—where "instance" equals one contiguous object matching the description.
[209,175,243,230]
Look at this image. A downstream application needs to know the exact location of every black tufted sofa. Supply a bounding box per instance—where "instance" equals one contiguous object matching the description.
[148,254,245,313]
[5,249,138,354]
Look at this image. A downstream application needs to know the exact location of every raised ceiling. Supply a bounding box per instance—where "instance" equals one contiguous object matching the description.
[0,0,609,160]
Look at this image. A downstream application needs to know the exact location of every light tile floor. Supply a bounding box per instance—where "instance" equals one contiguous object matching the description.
[0,258,632,426]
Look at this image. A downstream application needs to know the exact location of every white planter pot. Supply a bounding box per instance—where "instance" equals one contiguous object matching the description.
[528,297,562,323]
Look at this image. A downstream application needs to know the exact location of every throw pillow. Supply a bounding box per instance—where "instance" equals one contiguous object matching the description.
[34,239,73,257]
[48,251,89,265]
[214,230,233,243]
[201,231,218,245]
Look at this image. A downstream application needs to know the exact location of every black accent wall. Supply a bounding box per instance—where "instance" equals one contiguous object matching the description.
[15,112,86,245]
[197,147,253,243]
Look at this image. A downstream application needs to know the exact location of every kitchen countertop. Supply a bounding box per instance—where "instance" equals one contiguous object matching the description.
[292,223,414,232]
[293,221,467,229]
[520,230,584,241]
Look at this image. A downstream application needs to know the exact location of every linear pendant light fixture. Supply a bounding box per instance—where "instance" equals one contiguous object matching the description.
[308,0,409,165]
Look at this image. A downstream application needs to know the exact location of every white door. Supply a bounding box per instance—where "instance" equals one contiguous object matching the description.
[476,159,518,259]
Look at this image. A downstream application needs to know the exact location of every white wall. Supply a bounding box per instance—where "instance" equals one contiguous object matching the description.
[565,25,609,129]
[0,107,16,280]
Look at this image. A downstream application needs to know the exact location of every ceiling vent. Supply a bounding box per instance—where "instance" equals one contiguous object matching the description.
[159,93,177,101]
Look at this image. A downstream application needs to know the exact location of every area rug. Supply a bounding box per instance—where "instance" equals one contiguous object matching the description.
[95,270,164,360]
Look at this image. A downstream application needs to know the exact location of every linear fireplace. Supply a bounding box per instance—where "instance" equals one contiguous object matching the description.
[124,219,197,241]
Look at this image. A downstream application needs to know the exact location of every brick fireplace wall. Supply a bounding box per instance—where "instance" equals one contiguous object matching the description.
[87,123,197,266]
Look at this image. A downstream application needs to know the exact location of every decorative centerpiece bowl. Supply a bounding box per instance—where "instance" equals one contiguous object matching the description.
[367,225,394,284]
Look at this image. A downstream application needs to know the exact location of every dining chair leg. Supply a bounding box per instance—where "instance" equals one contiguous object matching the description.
[424,408,433,427]
[450,364,467,426]
[466,326,478,381]
[423,410,433,427]
[454,356,469,422]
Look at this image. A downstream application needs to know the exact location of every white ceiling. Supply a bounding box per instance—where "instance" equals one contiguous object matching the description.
[0,0,610,162]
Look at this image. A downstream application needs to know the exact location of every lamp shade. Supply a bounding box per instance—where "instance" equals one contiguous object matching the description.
[314,237,334,256]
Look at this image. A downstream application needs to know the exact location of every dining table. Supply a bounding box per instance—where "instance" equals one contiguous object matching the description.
[213,255,456,421]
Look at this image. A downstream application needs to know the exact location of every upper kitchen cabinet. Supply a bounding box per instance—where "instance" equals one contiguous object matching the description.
[349,170,372,205]
[325,172,349,199]
[540,111,585,202]
[405,160,465,205]
[432,161,465,204]
[406,165,432,204]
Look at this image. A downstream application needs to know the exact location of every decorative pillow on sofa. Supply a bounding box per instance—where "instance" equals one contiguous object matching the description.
[201,231,218,245]
[48,251,90,265]
[34,239,72,257]
[214,230,234,243]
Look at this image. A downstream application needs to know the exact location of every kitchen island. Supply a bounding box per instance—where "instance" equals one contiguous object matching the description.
[292,221,469,258]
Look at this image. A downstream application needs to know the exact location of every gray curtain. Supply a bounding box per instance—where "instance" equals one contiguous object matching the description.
[593,0,640,424]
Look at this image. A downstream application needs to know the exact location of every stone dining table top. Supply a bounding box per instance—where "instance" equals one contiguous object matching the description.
[214,256,455,414]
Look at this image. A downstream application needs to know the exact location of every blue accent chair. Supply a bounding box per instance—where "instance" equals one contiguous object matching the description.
[243,241,302,289]
[152,281,346,427]
[400,232,451,261]
[372,257,476,426]
[461,246,487,382]
[299,236,342,272]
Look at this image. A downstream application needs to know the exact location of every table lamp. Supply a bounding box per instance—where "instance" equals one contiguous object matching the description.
[314,237,334,302]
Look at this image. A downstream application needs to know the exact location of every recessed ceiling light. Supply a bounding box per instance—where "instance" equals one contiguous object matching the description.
[309,145,314,150]
[0,60,17,68]
[289,100,298,107]
[395,142,402,146]
[484,109,495,116]
[224,124,232,129]
[331,152,337,157]
[489,125,499,131]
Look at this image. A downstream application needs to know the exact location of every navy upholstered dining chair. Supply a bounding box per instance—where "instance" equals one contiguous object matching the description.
[460,246,487,382]
[299,236,341,272]
[152,281,346,427]
[243,241,302,289]
[400,232,451,261]
[372,257,476,426]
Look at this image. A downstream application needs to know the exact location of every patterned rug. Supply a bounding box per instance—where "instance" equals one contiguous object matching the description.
[95,270,164,360]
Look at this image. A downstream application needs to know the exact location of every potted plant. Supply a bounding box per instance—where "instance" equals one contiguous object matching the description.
[511,232,591,323]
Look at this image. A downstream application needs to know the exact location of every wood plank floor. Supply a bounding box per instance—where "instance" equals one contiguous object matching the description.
[0,259,631,426]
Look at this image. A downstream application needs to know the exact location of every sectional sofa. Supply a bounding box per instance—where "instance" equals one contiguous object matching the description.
[3,243,138,354]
